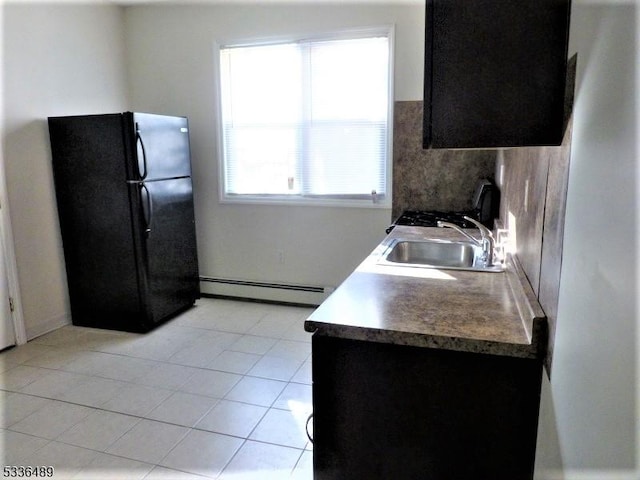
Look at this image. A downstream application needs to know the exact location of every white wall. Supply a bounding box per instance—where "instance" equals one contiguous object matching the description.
[123,3,425,300]
[3,4,129,338]
[535,2,639,477]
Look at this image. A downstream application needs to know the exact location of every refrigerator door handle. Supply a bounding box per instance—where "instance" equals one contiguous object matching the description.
[140,183,153,236]
[135,123,148,180]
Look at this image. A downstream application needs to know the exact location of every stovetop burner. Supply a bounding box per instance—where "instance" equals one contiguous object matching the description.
[386,210,478,234]
[386,178,500,234]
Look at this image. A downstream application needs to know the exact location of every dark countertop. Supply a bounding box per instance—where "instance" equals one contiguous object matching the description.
[304,226,546,359]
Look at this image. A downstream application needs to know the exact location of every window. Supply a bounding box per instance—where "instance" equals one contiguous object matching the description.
[218,28,393,206]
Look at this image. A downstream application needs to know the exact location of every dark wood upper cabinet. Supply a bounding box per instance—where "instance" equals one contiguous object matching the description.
[423,0,571,149]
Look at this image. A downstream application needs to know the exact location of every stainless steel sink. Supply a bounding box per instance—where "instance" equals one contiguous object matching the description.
[378,239,503,272]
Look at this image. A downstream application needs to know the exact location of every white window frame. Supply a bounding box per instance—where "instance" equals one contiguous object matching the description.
[214,26,395,208]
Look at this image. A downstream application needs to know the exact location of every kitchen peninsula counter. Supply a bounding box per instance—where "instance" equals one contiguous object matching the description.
[304,225,546,359]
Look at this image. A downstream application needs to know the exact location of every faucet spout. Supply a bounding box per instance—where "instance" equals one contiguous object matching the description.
[436,221,481,246]
[437,216,496,267]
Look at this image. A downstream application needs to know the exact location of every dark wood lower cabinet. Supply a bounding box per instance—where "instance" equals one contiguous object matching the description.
[311,335,543,480]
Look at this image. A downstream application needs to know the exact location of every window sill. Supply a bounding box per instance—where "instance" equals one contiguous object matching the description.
[219,195,391,209]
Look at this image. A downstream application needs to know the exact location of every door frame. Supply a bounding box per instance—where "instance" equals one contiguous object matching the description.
[0,160,26,346]
[0,182,27,345]
[0,4,26,346]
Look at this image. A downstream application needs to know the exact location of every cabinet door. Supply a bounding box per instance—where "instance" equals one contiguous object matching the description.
[424,0,571,149]
[312,335,543,480]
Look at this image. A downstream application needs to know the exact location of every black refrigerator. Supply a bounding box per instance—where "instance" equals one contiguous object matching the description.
[48,112,200,333]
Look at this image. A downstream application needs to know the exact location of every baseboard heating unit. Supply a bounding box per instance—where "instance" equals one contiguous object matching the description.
[199,276,334,306]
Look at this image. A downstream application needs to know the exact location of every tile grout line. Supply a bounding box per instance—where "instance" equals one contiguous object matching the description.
[4,385,309,477]
[4,377,311,454]
[1,299,315,478]
[2,337,310,395]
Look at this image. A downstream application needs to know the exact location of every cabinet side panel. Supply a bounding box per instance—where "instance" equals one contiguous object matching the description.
[312,335,542,480]
[48,114,144,330]
[422,0,434,148]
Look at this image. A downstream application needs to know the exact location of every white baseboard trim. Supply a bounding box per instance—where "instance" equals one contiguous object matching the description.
[536,469,639,480]
[26,311,71,341]
[200,276,334,306]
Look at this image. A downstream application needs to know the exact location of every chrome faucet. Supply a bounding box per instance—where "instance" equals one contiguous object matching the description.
[437,216,495,266]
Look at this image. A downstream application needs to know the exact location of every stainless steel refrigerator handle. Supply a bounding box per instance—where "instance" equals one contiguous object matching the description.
[140,183,153,235]
[135,124,148,180]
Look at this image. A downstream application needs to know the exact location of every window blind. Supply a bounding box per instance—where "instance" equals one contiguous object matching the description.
[220,31,391,203]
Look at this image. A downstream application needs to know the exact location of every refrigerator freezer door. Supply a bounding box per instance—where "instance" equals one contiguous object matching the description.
[129,113,193,181]
[140,177,199,324]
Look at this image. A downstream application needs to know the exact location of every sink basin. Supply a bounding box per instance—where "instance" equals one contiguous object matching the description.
[378,239,503,272]
[385,239,475,268]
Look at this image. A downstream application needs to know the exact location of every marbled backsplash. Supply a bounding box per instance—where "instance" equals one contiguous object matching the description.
[496,55,577,375]
[393,59,575,376]
[392,101,496,219]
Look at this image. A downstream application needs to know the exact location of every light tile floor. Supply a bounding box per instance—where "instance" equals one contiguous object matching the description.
[0,298,315,479]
